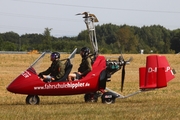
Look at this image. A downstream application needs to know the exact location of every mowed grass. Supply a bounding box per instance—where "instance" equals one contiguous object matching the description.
[0,53,180,120]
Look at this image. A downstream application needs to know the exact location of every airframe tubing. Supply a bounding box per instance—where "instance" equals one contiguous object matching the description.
[105,88,156,99]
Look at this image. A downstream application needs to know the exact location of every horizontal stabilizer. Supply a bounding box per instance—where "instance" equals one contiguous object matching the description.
[139,55,175,89]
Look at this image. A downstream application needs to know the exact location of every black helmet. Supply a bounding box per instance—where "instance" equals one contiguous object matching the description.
[51,52,60,60]
[80,47,90,58]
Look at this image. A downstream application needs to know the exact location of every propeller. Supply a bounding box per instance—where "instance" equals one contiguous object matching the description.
[121,61,126,92]
[119,55,133,92]
[118,55,125,92]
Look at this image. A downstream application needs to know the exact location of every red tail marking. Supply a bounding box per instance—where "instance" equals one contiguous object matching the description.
[157,56,175,82]
[145,55,158,88]
[139,67,146,89]
[157,67,167,88]
[139,55,175,89]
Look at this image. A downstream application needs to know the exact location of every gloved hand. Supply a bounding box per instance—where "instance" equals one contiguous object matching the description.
[38,73,43,78]
[43,79,52,83]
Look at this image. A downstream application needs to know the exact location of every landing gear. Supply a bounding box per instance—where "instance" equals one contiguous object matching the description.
[101,92,115,104]
[84,91,117,104]
[26,95,40,105]
[84,92,101,103]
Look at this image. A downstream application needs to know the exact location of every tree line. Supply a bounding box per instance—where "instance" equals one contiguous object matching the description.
[0,24,180,54]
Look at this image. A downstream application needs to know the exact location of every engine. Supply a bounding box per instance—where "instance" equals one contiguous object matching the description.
[105,59,124,81]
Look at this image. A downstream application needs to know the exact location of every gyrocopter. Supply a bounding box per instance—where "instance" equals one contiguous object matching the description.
[7,12,176,105]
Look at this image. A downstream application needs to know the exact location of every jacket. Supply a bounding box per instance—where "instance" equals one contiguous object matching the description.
[40,60,65,80]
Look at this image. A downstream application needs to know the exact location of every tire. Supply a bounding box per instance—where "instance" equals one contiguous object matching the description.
[101,92,115,104]
[26,95,40,105]
[84,93,98,103]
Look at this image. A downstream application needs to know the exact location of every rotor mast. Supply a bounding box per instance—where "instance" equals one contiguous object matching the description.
[76,12,99,55]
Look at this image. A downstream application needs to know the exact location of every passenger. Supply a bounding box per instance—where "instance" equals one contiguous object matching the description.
[68,47,92,81]
[38,52,65,82]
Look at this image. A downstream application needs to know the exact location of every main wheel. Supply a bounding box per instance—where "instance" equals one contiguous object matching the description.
[84,93,98,103]
[101,92,115,104]
[26,95,40,105]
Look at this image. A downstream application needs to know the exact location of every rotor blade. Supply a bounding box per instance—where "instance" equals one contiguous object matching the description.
[121,62,126,92]
[75,13,82,15]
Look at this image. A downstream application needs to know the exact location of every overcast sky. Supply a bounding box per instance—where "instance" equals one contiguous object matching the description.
[1,0,180,37]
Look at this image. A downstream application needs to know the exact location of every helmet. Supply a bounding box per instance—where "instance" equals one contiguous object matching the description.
[80,47,90,58]
[51,52,60,60]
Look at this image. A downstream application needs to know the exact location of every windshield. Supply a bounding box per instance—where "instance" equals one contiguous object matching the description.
[29,48,77,74]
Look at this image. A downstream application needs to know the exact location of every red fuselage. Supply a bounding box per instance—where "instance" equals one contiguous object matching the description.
[7,55,107,96]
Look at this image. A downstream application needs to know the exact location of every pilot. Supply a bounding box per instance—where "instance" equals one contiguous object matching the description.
[68,47,92,81]
[38,52,65,82]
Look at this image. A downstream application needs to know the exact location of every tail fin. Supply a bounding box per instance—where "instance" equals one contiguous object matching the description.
[139,55,175,89]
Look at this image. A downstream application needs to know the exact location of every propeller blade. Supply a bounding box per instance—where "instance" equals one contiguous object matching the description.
[121,62,126,92]
[126,57,133,64]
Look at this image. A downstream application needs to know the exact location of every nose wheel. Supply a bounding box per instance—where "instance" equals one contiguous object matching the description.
[26,95,40,105]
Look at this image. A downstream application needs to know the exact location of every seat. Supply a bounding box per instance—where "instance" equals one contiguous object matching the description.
[53,59,73,82]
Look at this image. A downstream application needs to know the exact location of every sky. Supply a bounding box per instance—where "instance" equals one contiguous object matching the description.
[1,0,180,37]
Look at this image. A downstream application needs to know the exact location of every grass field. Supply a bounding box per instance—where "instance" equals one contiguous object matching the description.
[0,53,180,120]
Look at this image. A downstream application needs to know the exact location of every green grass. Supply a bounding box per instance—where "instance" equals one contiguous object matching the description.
[0,54,180,120]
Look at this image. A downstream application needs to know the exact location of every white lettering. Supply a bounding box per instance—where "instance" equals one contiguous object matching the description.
[165,66,171,72]
[148,67,157,73]
[22,71,31,78]
[148,66,172,73]
[34,82,90,90]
